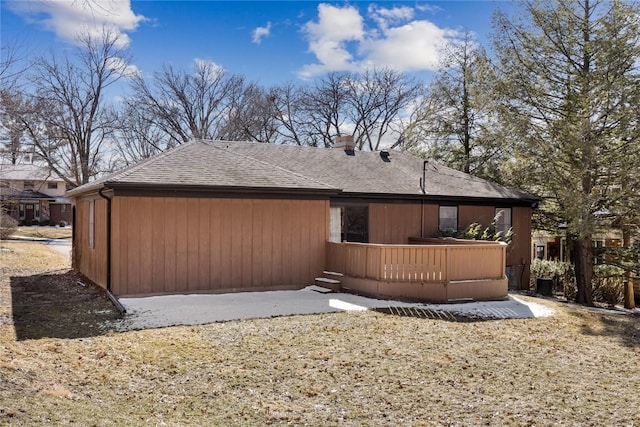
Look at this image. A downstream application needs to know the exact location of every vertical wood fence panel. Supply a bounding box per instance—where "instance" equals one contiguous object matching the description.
[326,241,506,284]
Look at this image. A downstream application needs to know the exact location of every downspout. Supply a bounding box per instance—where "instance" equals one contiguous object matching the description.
[420,160,427,237]
[98,187,125,314]
[98,187,112,293]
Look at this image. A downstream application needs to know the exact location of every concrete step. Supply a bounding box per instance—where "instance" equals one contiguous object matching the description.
[314,277,341,292]
[323,271,344,277]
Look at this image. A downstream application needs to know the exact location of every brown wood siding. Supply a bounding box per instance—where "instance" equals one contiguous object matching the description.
[368,203,420,244]
[458,205,495,229]
[110,197,328,296]
[368,203,440,244]
[508,206,533,289]
[73,196,108,289]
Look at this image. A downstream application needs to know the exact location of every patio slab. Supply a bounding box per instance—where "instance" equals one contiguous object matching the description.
[113,288,553,331]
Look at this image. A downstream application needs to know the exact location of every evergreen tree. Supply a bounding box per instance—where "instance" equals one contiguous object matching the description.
[494,0,640,305]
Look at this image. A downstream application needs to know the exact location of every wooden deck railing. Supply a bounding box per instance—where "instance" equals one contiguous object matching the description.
[326,240,507,283]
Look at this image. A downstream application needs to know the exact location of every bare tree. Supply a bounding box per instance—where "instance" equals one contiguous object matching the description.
[130,60,247,144]
[270,82,307,145]
[0,40,30,164]
[345,68,422,151]
[298,72,350,148]
[4,30,132,187]
[219,83,280,143]
[272,69,421,149]
[114,101,173,165]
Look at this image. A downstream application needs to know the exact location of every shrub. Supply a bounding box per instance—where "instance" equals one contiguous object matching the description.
[0,215,18,239]
[530,259,574,296]
[59,220,67,227]
[440,214,513,243]
[592,265,624,307]
[23,219,32,226]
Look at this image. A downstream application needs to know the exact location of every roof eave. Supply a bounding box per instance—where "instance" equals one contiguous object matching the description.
[333,191,540,206]
[86,181,341,198]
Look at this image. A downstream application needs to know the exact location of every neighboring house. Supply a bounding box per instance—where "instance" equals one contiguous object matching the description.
[532,228,623,264]
[0,164,72,225]
[67,138,538,300]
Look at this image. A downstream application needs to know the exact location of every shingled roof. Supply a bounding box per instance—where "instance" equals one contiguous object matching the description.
[67,140,537,204]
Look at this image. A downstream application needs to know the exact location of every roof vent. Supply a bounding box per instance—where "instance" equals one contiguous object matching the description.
[379,150,390,162]
[333,135,356,155]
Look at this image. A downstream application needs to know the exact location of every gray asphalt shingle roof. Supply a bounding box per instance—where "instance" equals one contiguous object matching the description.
[67,139,536,203]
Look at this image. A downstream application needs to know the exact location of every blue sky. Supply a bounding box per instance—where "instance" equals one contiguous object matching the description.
[2,1,504,87]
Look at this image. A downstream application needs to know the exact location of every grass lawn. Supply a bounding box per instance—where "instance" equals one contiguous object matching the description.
[12,226,73,240]
[1,243,639,426]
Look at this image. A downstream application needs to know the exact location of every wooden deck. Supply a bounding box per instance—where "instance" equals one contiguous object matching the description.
[326,239,508,303]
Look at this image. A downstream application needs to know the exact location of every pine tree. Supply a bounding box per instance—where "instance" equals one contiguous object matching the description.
[494,0,640,305]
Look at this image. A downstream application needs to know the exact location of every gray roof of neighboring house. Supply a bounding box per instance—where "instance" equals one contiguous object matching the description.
[0,164,63,181]
[0,185,55,201]
[67,139,538,204]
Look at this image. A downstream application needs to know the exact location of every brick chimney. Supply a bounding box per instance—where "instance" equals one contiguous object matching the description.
[333,135,356,153]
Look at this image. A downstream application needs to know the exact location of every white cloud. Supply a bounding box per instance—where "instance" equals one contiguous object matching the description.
[299,4,364,78]
[360,21,456,71]
[252,22,272,44]
[7,0,145,47]
[299,2,461,78]
[194,58,224,73]
[367,5,414,30]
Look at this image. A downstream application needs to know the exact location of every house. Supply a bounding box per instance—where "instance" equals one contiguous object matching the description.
[0,164,73,225]
[67,138,538,301]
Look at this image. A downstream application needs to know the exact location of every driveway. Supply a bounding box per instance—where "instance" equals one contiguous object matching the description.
[114,287,554,331]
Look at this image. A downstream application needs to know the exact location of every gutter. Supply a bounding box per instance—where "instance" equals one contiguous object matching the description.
[98,187,112,293]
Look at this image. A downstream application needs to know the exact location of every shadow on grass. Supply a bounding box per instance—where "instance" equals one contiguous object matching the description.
[10,270,122,340]
[569,308,640,349]
[371,306,495,322]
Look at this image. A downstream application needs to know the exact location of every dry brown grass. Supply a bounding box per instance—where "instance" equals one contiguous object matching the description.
[1,244,639,426]
[0,242,69,276]
[12,226,72,240]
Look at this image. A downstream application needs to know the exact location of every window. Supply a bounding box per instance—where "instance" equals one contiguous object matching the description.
[47,182,58,189]
[23,181,34,190]
[88,200,95,248]
[438,206,458,232]
[593,240,605,265]
[495,208,512,235]
[343,205,369,243]
[61,204,67,213]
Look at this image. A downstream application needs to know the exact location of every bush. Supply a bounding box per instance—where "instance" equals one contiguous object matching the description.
[530,259,574,295]
[0,215,18,239]
[23,219,33,226]
[592,265,625,307]
[59,220,67,227]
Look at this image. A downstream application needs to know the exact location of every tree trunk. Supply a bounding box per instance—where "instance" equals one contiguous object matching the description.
[623,226,635,309]
[574,235,593,305]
